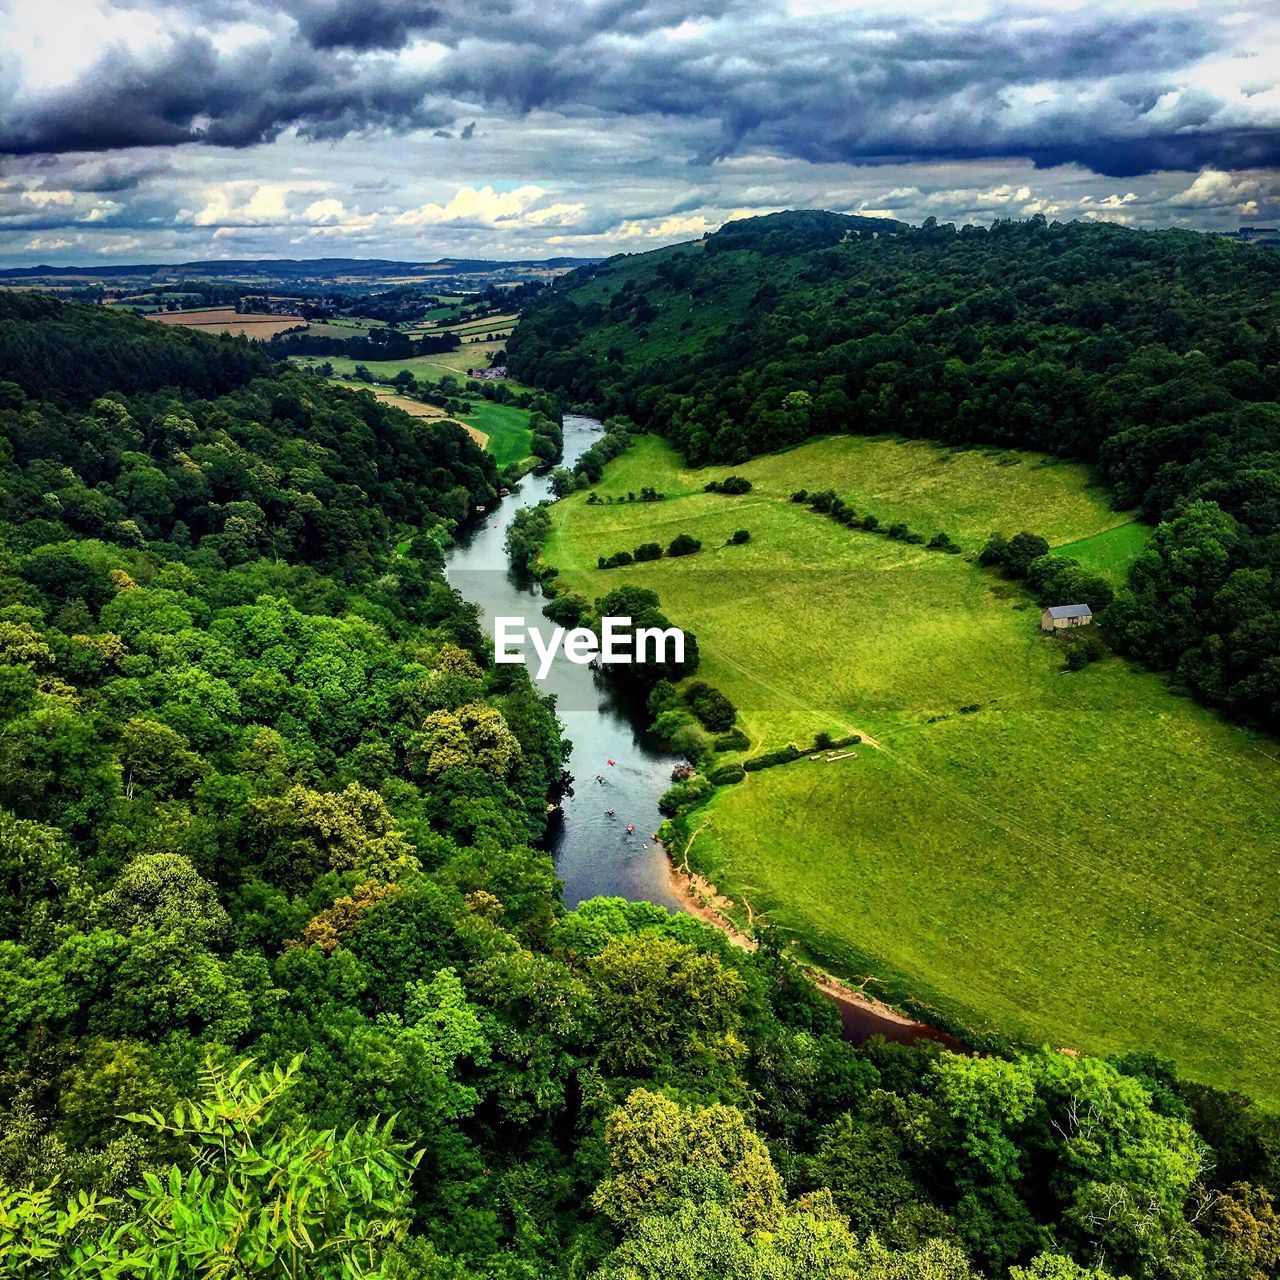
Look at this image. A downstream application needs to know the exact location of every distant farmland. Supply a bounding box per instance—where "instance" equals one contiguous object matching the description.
[147,308,306,339]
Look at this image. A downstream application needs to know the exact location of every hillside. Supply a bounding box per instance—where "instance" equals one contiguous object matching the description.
[510,211,1280,731]
[542,435,1278,1101]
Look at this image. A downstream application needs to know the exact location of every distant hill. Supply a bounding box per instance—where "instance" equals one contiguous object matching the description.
[0,255,598,282]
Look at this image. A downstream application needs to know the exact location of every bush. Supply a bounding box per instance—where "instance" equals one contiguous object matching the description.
[647,679,679,716]
[705,475,752,495]
[658,772,713,816]
[790,489,809,503]
[1061,629,1107,671]
[669,722,713,762]
[714,727,750,751]
[709,763,746,785]
[743,744,803,772]
[667,533,702,557]
[597,549,634,570]
[1027,554,1115,612]
[634,542,663,562]
[981,530,1051,578]
[684,680,737,732]
[928,532,962,553]
[887,522,909,540]
[543,593,587,627]
[861,514,880,531]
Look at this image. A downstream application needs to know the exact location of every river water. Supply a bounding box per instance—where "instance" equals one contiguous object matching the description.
[444,414,680,909]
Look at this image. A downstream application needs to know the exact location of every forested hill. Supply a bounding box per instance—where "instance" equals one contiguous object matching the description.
[508,211,1280,730]
[0,291,270,405]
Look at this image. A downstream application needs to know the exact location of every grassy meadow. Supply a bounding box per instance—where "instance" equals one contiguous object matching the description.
[543,434,1280,1103]
[292,339,508,381]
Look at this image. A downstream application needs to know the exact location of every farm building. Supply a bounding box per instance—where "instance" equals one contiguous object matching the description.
[1041,603,1093,631]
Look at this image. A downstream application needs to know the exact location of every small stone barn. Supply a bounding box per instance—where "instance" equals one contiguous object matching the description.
[1041,603,1093,631]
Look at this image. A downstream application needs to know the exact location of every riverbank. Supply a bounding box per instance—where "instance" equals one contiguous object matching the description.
[663,847,966,1051]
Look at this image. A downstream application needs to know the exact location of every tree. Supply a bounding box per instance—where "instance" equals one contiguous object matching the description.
[593,1089,784,1235]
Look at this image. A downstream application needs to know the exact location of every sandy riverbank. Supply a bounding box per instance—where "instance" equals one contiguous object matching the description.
[664,855,967,1051]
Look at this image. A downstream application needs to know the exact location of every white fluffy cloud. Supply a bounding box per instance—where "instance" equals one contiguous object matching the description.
[394,185,584,230]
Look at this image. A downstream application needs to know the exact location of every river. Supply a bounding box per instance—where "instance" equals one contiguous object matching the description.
[444,414,680,910]
[442,412,959,1050]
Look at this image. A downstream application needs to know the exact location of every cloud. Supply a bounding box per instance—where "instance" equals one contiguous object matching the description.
[394,184,582,229]
[0,0,1274,181]
[1170,168,1269,211]
[23,234,75,252]
[0,30,453,154]
[21,187,73,207]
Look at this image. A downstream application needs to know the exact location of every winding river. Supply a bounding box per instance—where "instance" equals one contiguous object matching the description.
[443,413,961,1050]
[444,414,680,910]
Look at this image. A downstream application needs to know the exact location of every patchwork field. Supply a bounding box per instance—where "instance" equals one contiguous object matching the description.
[543,434,1280,1102]
[147,308,305,338]
[293,340,508,379]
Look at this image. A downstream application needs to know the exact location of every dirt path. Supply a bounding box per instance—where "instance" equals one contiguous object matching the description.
[664,845,964,1050]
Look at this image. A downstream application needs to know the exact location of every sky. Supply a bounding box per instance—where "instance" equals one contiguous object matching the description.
[0,0,1277,266]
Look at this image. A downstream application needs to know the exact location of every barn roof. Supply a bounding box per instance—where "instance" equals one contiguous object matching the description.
[1045,603,1092,619]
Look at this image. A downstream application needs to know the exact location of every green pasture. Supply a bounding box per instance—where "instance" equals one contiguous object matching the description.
[543,433,1280,1103]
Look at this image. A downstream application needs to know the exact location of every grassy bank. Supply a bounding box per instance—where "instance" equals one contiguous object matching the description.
[543,433,1280,1103]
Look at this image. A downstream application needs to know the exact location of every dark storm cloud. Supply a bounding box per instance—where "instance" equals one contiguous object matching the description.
[0,31,452,155]
[2,0,1275,178]
[284,0,442,51]
[23,156,173,192]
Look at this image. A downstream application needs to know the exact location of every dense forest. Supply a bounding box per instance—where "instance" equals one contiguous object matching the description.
[508,211,1280,731]
[2,292,1280,1278]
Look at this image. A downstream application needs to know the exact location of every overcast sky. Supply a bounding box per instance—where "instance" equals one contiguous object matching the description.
[0,0,1277,266]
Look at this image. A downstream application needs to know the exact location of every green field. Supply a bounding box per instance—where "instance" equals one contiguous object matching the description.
[1056,522,1154,581]
[544,434,1280,1103]
[461,399,534,468]
[293,339,509,379]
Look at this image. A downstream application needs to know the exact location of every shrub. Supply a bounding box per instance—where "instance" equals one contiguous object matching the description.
[928,532,961,553]
[598,549,634,570]
[790,489,808,503]
[709,763,746,785]
[543,593,587,627]
[684,681,737,732]
[669,721,713,762]
[659,772,713,816]
[887,522,909,540]
[647,679,679,716]
[667,533,702,557]
[728,529,750,545]
[861,514,880,531]
[808,490,836,513]
[634,542,663,562]
[705,475,752,495]
[743,744,803,772]
[714,727,750,751]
